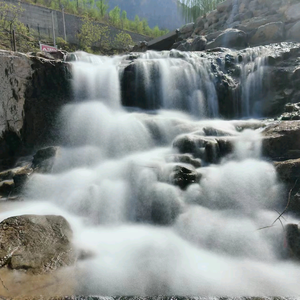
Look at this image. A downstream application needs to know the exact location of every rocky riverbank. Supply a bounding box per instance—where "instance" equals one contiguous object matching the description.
[2,1,300,295]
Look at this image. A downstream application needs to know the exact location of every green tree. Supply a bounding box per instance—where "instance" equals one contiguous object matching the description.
[109,6,121,28]
[0,2,36,52]
[121,10,129,30]
[78,14,110,51]
[177,0,224,22]
[152,25,161,38]
[96,0,109,18]
[134,15,143,34]
[113,32,133,51]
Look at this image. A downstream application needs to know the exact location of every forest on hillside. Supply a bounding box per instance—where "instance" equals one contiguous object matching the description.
[20,0,170,37]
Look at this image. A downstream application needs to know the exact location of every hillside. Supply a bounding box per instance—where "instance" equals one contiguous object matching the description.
[107,0,185,30]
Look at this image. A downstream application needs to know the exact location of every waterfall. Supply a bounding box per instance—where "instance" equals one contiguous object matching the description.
[239,47,270,117]
[2,49,300,296]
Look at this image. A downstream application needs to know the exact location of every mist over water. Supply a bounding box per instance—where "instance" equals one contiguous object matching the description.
[4,51,300,295]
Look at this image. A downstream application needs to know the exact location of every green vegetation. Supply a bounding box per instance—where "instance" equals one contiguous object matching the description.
[77,14,110,52]
[0,0,169,54]
[177,0,224,22]
[77,15,134,53]
[113,32,133,51]
[0,2,37,52]
[21,0,169,38]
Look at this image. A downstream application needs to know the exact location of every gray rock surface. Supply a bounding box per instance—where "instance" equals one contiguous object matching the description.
[262,121,300,160]
[250,22,285,45]
[0,215,76,274]
[206,29,248,49]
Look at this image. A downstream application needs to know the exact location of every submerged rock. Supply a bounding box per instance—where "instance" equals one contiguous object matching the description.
[170,165,201,190]
[173,133,234,163]
[32,146,59,173]
[0,215,76,274]
[167,153,202,168]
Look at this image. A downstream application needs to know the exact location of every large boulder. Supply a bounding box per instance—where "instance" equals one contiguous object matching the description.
[262,121,300,160]
[175,36,207,51]
[178,23,195,40]
[0,215,76,274]
[217,0,232,13]
[250,22,285,45]
[206,29,248,50]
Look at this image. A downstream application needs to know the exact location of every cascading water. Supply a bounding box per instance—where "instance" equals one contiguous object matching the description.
[2,49,300,296]
[239,47,270,117]
[124,50,219,117]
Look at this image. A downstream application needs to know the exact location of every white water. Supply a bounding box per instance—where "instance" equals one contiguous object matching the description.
[2,51,300,296]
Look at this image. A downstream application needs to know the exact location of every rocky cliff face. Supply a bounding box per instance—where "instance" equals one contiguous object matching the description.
[0,50,72,169]
[171,0,300,51]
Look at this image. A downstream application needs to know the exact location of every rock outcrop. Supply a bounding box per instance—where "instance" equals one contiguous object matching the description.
[0,50,72,171]
[262,121,300,160]
[171,0,300,52]
[0,215,76,274]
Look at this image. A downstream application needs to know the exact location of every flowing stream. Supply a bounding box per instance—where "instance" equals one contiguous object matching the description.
[2,49,300,296]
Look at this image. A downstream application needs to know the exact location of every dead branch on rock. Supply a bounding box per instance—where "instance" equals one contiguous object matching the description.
[272,178,299,226]
[257,178,299,231]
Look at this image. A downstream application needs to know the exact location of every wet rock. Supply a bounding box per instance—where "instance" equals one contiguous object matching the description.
[203,126,235,137]
[173,134,234,163]
[32,146,59,173]
[0,215,76,274]
[131,41,148,52]
[175,36,207,51]
[170,165,201,190]
[279,102,300,120]
[250,22,285,45]
[0,165,32,196]
[0,180,14,196]
[190,36,207,51]
[13,166,33,192]
[285,223,300,260]
[262,121,300,160]
[167,153,202,168]
[0,50,72,159]
[206,29,248,50]
[0,165,31,182]
[274,158,300,181]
